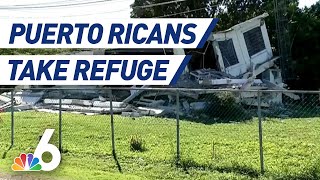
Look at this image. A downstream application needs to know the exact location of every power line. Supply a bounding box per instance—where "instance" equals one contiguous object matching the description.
[0,0,213,18]
[62,3,211,18]
[132,0,186,9]
[61,8,131,17]
[0,0,120,9]
[3,0,130,7]
[0,0,186,10]
[62,0,188,16]
[0,0,132,17]
[157,5,217,18]
[0,7,131,18]
[1,0,87,7]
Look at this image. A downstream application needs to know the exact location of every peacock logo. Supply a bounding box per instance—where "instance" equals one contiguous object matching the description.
[12,153,42,171]
[11,129,61,172]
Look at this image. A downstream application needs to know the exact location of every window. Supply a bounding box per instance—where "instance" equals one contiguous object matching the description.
[218,39,239,68]
[244,27,266,56]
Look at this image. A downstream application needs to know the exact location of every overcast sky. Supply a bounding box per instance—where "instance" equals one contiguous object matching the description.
[0,0,318,19]
[299,0,319,8]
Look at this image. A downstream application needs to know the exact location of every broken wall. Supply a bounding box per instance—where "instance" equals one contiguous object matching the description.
[210,13,273,77]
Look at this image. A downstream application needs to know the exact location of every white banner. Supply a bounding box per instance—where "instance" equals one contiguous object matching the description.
[0,18,218,49]
[0,55,191,85]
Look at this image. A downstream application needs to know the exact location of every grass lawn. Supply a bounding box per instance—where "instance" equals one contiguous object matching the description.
[1,111,320,179]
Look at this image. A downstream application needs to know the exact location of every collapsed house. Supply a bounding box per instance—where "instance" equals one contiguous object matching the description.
[183,13,299,106]
[0,13,301,118]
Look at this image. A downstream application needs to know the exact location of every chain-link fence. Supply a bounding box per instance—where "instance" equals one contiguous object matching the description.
[0,87,320,177]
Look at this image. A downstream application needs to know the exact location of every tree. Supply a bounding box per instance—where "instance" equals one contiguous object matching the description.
[213,0,266,30]
[130,0,222,18]
[130,0,320,89]
[287,2,320,89]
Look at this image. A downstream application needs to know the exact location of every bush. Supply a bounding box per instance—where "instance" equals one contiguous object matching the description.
[129,135,146,152]
[194,92,252,123]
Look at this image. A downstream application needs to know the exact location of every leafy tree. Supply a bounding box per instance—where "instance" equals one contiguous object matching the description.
[130,0,222,18]
[131,0,320,89]
[288,2,320,89]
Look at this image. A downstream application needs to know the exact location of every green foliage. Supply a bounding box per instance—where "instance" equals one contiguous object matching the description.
[131,0,320,90]
[193,92,251,124]
[288,2,320,89]
[130,0,220,18]
[129,135,146,152]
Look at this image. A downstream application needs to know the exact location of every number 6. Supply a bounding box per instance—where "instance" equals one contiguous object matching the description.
[34,129,61,171]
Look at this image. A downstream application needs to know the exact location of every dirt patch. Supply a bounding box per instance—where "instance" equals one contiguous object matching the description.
[0,172,53,180]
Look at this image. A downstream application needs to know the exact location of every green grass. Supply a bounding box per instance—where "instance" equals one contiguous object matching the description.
[1,111,320,179]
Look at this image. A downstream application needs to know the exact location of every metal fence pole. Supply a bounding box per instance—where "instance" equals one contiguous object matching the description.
[110,90,116,156]
[258,91,265,174]
[59,90,62,151]
[11,90,14,147]
[176,90,180,163]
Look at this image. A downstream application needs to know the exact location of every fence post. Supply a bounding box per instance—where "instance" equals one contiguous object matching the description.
[176,89,180,163]
[11,90,14,147]
[258,91,265,174]
[59,90,62,151]
[109,89,116,156]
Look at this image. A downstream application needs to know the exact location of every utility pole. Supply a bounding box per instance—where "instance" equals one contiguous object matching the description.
[274,0,293,81]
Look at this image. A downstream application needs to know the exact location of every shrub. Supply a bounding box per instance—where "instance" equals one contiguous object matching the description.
[129,135,146,152]
[194,92,252,123]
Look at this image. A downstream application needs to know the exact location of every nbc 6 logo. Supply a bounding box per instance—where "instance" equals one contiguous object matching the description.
[12,129,61,171]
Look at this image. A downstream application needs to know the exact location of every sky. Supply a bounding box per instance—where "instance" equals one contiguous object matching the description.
[299,0,318,8]
[0,0,135,19]
[0,0,318,19]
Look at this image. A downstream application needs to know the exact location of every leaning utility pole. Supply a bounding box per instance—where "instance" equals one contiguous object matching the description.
[274,0,293,81]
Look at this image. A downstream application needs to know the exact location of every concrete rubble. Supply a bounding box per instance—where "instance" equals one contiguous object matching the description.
[0,14,303,119]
